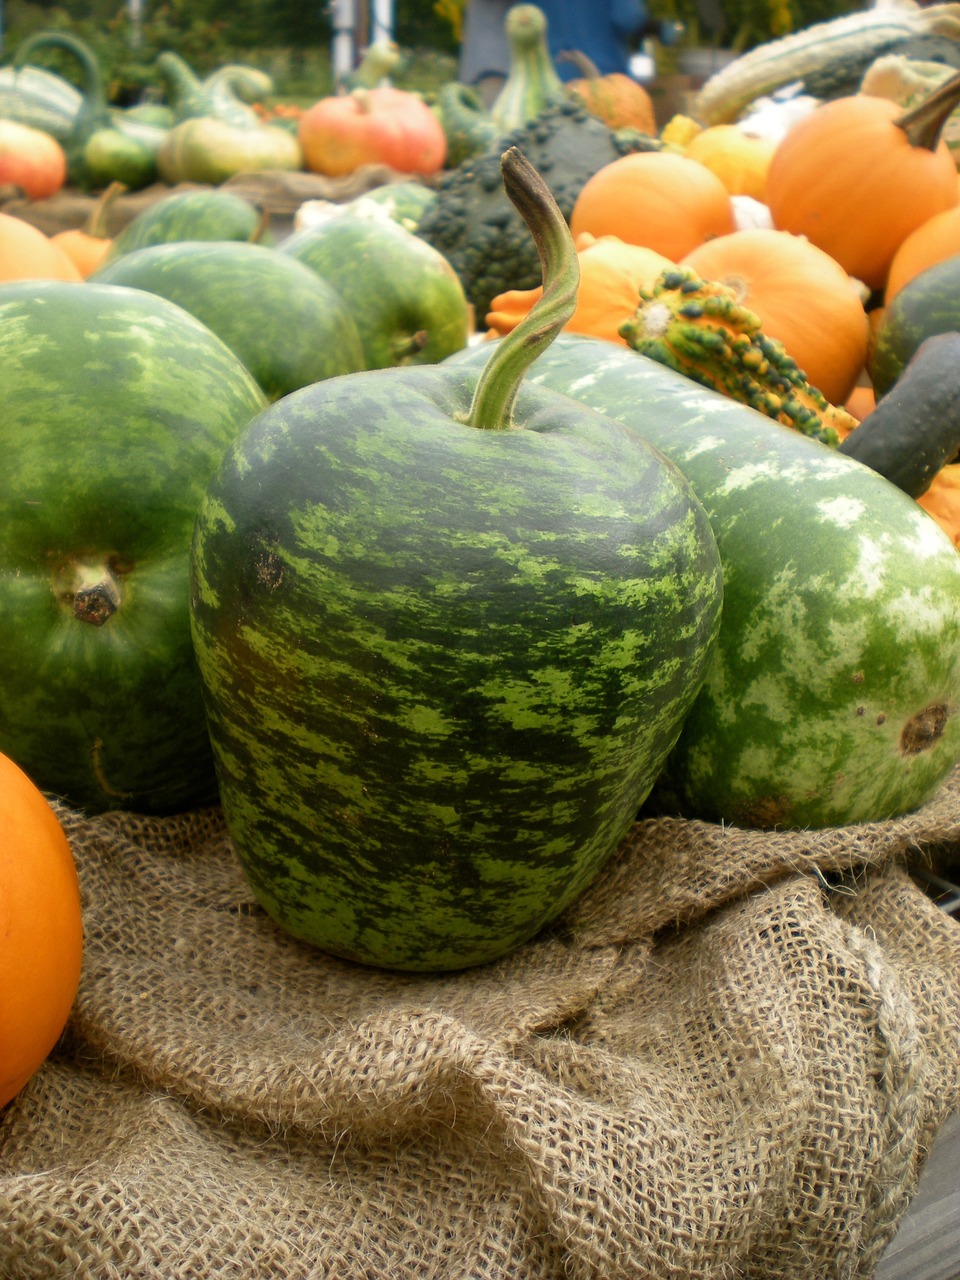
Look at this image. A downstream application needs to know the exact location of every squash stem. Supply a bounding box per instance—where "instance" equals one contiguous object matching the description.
[86,181,127,239]
[464,146,579,430]
[894,69,960,150]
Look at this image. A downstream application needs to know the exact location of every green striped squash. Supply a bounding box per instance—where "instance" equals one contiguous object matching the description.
[0,280,266,814]
[189,363,722,971]
[869,255,960,396]
[448,335,960,830]
[92,240,365,401]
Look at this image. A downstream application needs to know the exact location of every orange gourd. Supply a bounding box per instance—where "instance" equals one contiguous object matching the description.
[562,51,657,134]
[0,752,83,1109]
[683,125,777,202]
[485,232,674,343]
[570,150,736,261]
[765,74,960,292]
[844,384,876,422]
[298,86,446,178]
[884,205,960,301]
[51,181,126,279]
[681,228,869,404]
[0,212,83,284]
[0,119,67,200]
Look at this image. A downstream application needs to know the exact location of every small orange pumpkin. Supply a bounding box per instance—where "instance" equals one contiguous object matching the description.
[0,212,83,284]
[681,228,869,404]
[562,51,657,134]
[0,119,67,200]
[0,751,84,1109]
[570,151,735,261]
[844,384,876,422]
[298,86,447,178]
[884,204,960,301]
[485,232,674,343]
[765,75,960,292]
[50,181,126,279]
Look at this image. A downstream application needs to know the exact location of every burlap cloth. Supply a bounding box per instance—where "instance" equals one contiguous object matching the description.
[2,763,959,1279]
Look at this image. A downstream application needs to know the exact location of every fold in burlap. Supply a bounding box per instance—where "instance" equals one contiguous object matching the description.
[1,768,959,1279]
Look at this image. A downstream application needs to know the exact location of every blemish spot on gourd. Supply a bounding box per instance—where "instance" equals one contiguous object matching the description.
[900,703,949,755]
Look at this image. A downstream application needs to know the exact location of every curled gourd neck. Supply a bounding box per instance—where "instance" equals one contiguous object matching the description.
[464,146,579,431]
[894,68,960,150]
[14,30,107,111]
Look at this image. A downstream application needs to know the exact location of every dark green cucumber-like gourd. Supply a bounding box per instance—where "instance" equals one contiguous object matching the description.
[447,333,960,830]
[91,240,365,400]
[0,281,266,815]
[13,31,156,189]
[104,189,269,261]
[840,333,960,497]
[189,149,723,971]
[869,254,960,396]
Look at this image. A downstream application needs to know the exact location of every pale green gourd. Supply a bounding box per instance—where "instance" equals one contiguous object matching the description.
[489,4,566,136]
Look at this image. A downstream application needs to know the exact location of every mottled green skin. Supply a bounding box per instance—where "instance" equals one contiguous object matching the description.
[0,281,266,814]
[281,216,469,372]
[105,189,269,262]
[189,365,722,970]
[869,256,960,397]
[451,336,960,828]
[92,241,365,401]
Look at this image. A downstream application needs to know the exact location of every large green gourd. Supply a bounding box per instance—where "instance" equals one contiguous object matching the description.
[0,281,266,814]
[188,151,722,971]
[448,334,960,830]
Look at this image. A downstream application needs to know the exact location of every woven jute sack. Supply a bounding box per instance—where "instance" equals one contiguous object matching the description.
[1,765,959,1280]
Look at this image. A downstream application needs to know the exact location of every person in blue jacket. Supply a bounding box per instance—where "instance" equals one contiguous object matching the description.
[458,0,678,95]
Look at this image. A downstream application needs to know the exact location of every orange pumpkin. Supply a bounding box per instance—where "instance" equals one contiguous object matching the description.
[0,751,83,1109]
[51,180,126,279]
[683,125,777,202]
[298,86,447,178]
[0,119,67,200]
[562,51,657,133]
[681,228,869,404]
[884,204,960,301]
[844,383,876,422]
[485,232,674,343]
[569,151,735,261]
[0,212,83,284]
[765,77,960,292]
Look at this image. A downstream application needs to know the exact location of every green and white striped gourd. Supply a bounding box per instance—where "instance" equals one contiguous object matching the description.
[489,3,566,135]
[694,0,960,124]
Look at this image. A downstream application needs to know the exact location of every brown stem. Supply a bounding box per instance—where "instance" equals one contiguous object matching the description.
[557,49,601,79]
[86,180,127,239]
[894,69,960,150]
[60,561,122,625]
